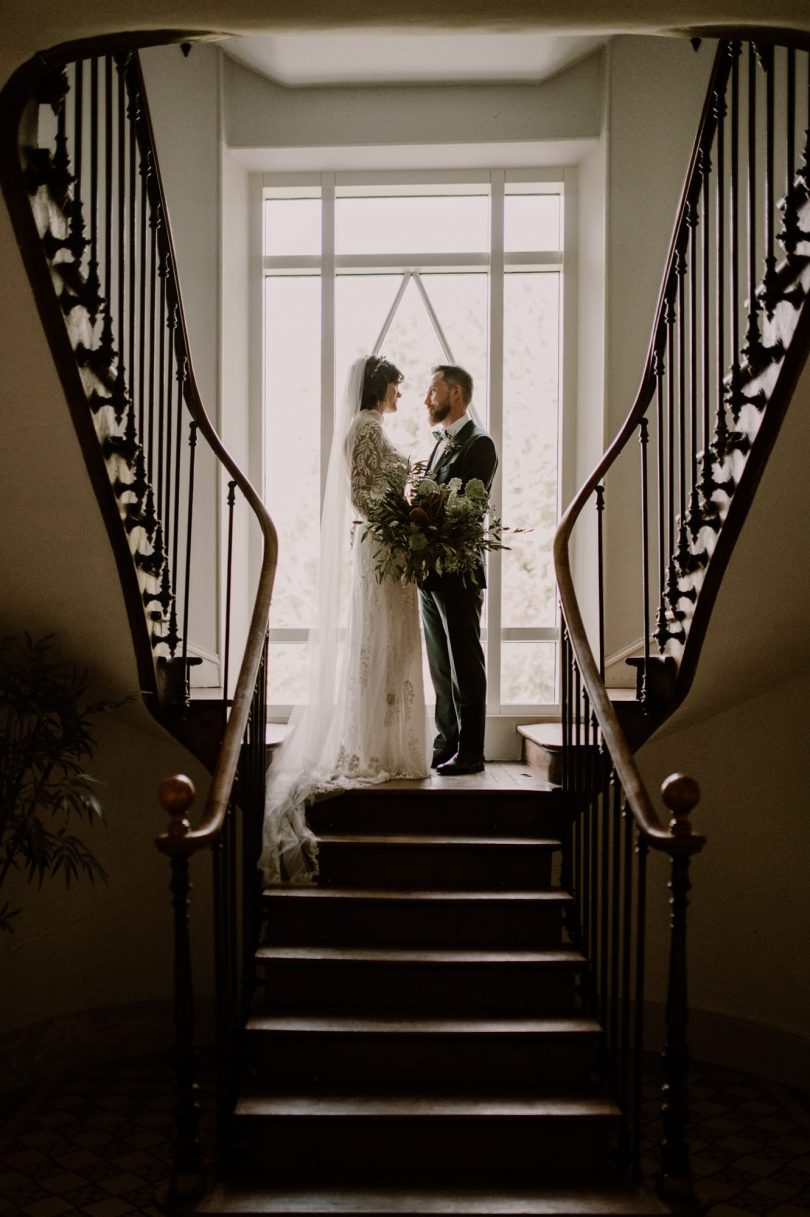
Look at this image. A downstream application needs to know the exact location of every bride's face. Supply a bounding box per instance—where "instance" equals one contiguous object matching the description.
[380,380,401,413]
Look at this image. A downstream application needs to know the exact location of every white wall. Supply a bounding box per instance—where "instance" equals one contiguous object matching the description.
[140,43,225,687]
[601,36,711,657]
[223,49,603,150]
[570,135,608,650]
[637,669,810,1085]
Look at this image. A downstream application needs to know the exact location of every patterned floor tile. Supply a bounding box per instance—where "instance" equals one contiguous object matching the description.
[0,1053,807,1215]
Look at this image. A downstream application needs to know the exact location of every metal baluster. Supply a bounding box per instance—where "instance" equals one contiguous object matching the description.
[608,771,622,1097]
[98,56,115,377]
[699,143,715,510]
[713,74,729,458]
[170,351,186,653]
[742,43,763,372]
[223,481,237,706]
[87,57,101,322]
[573,661,584,947]
[676,244,687,563]
[654,342,668,649]
[599,741,610,1025]
[158,776,203,1203]
[687,197,703,540]
[69,60,86,263]
[761,44,778,317]
[181,420,198,693]
[639,419,651,704]
[595,484,605,681]
[213,825,230,1171]
[156,248,167,522]
[656,776,703,1208]
[632,834,648,1179]
[137,143,149,446]
[779,47,805,263]
[618,798,633,1167]
[728,45,743,419]
[580,686,591,984]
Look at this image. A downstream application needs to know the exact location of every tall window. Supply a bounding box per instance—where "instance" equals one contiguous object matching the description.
[262,171,564,714]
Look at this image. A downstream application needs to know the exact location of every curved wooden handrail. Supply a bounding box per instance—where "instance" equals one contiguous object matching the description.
[555,30,810,854]
[0,30,278,857]
[552,42,732,854]
[126,52,278,853]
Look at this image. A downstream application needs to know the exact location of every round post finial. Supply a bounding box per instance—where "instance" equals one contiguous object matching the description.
[661,773,700,837]
[159,774,196,840]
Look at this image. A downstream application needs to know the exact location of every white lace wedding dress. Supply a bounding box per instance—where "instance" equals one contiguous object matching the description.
[259,403,429,886]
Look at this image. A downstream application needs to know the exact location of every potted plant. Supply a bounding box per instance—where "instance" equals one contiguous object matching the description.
[0,633,115,932]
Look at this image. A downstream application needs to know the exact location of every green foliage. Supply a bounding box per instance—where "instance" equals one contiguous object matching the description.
[0,633,115,933]
[360,461,514,587]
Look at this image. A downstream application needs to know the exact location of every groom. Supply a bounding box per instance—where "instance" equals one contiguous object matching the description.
[420,365,498,776]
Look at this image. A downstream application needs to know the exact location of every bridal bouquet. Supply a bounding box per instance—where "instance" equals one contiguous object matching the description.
[360,461,507,586]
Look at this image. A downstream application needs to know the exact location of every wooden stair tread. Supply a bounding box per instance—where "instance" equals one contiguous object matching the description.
[317,834,560,847]
[256,945,584,965]
[247,1014,601,1035]
[517,723,564,750]
[264,888,572,903]
[236,1093,621,1119]
[197,1177,668,1215]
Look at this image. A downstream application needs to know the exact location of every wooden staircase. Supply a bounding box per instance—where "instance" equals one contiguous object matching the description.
[198,765,668,1215]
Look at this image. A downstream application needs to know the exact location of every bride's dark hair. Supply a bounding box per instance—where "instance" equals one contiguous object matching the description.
[360,355,403,410]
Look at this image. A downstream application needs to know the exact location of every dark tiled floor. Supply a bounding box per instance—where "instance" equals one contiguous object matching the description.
[639,1063,810,1217]
[1,1054,809,1215]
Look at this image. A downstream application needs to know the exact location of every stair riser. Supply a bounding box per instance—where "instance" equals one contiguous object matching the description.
[264,898,568,948]
[316,844,555,890]
[236,1116,616,1172]
[521,739,562,786]
[246,1032,600,1090]
[256,961,580,1015]
[308,794,567,838]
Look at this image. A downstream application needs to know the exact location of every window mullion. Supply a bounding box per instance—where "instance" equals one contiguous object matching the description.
[321,174,336,507]
[487,170,504,716]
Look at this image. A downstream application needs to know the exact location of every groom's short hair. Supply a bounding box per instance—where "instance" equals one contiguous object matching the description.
[434,364,473,406]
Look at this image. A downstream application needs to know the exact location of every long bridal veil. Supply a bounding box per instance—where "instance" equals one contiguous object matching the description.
[259,358,372,885]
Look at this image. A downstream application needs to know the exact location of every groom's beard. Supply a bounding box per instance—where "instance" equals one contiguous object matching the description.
[428,402,451,426]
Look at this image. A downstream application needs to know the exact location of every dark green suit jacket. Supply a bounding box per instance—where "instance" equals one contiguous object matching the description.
[423,418,498,591]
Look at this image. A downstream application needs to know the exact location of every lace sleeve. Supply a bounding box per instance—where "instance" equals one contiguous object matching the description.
[349,414,404,517]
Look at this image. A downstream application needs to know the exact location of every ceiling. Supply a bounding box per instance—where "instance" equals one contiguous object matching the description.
[221,31,607,87]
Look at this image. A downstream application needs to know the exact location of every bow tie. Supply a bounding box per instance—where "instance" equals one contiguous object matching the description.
[432,428,449,442]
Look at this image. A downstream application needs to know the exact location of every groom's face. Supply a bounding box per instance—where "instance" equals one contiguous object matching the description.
[425,372,461,426]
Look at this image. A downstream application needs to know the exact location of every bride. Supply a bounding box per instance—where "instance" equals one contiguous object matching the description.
[259,355,429,884]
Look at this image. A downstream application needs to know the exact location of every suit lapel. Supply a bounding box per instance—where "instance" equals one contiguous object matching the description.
[432,420,476,476]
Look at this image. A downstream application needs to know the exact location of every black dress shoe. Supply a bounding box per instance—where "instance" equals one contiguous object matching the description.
[436,753,485,776]
[431,747,458,769]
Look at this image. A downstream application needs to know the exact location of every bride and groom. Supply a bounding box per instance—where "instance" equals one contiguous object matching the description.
[260,355,498,884]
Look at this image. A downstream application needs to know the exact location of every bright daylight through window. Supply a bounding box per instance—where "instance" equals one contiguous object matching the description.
[262,173,563,714]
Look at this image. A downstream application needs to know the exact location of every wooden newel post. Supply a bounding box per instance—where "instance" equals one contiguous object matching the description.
[657,773,705,1209]
[157,774,204,1203]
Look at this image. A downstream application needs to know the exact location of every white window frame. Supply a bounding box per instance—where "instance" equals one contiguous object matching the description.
[255,166,576,718]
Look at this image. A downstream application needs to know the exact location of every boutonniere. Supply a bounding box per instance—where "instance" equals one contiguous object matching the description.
[432,429,462,457]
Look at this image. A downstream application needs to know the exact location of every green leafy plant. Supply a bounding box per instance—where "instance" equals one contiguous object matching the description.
[0,633,115,932]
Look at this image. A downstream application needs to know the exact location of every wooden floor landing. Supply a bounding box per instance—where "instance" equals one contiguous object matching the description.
[363,761,554,793]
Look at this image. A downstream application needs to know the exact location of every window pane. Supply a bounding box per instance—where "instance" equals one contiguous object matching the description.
[268,643,309,705]
[336,274,443,465]
[501,642,556,705]
[264,276,321,630]
[421,273,488,425]
[501,272,559,629]
[265,198,321,255]
[505,193,560,251]
[336,195,489,255]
